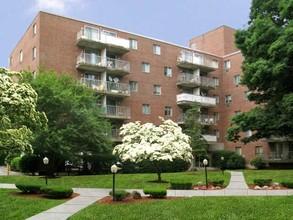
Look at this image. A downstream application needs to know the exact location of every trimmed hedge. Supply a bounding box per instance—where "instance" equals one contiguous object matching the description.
[281,181,293,189]
[41,186,73,199]
[143,187,167,198]
[170,179,193,190]
[210,180,225,187]
[250,157,266,169]
[15,182,42,194]
[109,190,130,201]
[253,179,272,187]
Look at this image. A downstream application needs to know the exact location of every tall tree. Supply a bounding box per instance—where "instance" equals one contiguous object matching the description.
[113,117,193,181]
[0,68,47,162]
[22,71,112,174]
[226,0,293,143]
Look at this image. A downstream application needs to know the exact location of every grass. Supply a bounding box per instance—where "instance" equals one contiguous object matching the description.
[69,196,293,220]
[0,189,65,219]
[0,171,230,189]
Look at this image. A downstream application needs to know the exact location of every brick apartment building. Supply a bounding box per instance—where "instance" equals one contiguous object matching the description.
[9,11,293,167]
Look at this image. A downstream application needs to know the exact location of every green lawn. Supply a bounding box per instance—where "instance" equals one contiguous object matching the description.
[0,189,65,219]
[0,171,230,189]
[69,196,293,220]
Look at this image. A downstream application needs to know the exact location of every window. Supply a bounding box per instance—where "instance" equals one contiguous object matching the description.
[141,62,150,73]
[153,44,161,55]
[33,23,37,35]
[235,147,242,155]
[129,81,138,92]
[19,50,23,63]
[129,39,137,50]
[142,104,150,115]
[190,43,196,50]
[255,146,263,156]
[164,67,172,77]
[102,30,117,37]
[153,85,161,95]
[234,75,241,85]
[224,60,231,69]
[225,95,232,105]
[214,129,220,138]
[244,91,251,100]
[164,107,172,116]
[214,112,219,121]
[244,130,252,137]
[32,47,37,60]
[235,110,241,116]
[213,77,219,86]
[214,95,220,104]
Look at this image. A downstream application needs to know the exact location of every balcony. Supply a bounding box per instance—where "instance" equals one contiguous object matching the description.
[99,105,131,120]
[106,57,130,76]
[80,78,130,97]
[258,151,293,163]
[177,74,215,89]
[76,27,130,54]
[177,113,216,125]
[203,134,217,143]
[177,51,218,72]
[176,93,216,107]
[76,53,106,72]
[109,129,122,142]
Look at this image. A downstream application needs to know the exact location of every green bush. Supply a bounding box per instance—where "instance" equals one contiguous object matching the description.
[210,180,225,187]
[15,182,42,194]
[41,186,73,199]
[253,179,272,187]
[19,154,40,175]
[226,154,245,169]
[109,190,130,201]
[280,181,293,189]
[250,157,266,169]
[143,187,167,198]
[170,179,193,189]
[10,157,21,171]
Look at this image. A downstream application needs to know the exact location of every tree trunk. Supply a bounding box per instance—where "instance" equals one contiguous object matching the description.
[154,162,162,182]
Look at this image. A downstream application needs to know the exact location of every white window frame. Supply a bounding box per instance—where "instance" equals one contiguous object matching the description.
[32,47,37,60]
[214,129,220,138]
[19,50,23,63]
[214,95,220,104]
[214,112,219,121]
[129,81,138,92]
[164,67,172,77]
[235,147,242,155]
[164,107,172,116]
[224,60,231,69]
[142,62,150,73]
[255,146,263,155]
[153,85,161,95]
[234,75,241,85]
[142,104,150,115]
[244,91,251,100]
[213,77,219,86]
[153,44,161,55]
[33,23,37,35]
[129,39,137,50]
[225,95,232,104]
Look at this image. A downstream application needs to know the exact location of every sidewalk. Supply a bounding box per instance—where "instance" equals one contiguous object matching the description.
[0,171,292,220]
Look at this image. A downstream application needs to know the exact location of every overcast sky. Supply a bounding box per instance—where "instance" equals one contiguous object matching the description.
[0,0,252,68]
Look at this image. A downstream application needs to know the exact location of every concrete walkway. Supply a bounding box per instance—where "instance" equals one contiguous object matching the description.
[0,171,292,220]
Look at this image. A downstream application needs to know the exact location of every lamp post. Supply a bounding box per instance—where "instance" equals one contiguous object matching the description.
[221,156,224,174]
[43,157,49,185]
[111,164,118,202]
[203,159,208,189]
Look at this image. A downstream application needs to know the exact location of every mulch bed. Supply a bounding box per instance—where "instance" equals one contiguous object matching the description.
[97,196,180,205]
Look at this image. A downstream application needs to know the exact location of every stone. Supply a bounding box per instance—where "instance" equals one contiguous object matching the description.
[200,186,207,190]
[131,191,142,199]
[262,185,269,190]
[255,186,261,190]
[197,182,203,187]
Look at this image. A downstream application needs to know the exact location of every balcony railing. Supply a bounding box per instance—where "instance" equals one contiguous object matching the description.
[106,57,130,75]
[257,151,293,162]
[203,135,217,142]
[176,93,216,107]
[99,105,131,119]
[80,78,130,96]
[177,51,218,71]
[76,27,130,54]
[177,74,215,89]
[177,113,216,125]
[76,53,106,72]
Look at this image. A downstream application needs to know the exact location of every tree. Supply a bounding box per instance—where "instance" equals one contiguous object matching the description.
[22,70,113,174]
[184,103,208,163]
[226,0,293,143]
[113,117,193,181]
[0,68,47,162]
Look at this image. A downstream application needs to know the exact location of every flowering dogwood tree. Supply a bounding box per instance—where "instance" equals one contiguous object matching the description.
[113,117,193,181]
[0,68,47,162]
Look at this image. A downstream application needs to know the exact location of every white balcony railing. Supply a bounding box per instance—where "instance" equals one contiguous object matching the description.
[203,135,217,142]
[106,57,130,72]
[80,78,130,95]
[177,74,215,88]
[177,113,216,125]
[178,50,218,69]
[176,93,216,106]
[99,105,131,119]
[77,53,104,66]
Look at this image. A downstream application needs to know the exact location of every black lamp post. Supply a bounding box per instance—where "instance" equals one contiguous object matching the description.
[43,157,49,185]
[203,159,208,189]
[221,156,225,174]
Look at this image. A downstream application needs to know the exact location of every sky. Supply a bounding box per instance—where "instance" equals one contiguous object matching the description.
[0,0,252,68]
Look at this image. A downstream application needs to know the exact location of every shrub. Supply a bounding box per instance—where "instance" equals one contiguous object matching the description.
[170,179,193,190]
[41,186,73,199]
[226,154,245,169]
[19,154,40,175]
[253,179,272,187]
[143,187,167,198]
[281,181,293,189]
[15,182,42,194]
[250,157,266,169]
[210,180,225,187]
[10,157,21,171]
[109,190,130,201]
